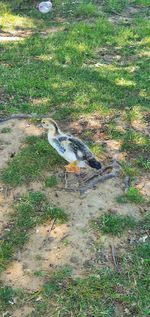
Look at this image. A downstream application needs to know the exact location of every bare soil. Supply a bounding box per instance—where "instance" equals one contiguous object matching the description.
[1,119,148,300]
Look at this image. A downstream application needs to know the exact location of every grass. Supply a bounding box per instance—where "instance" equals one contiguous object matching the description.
[93,213,136,236]
[121,130,150,155]
[139,212,150,230]
[0,1,150,317]
[121,161,139,178]
[0,191,67,271]
[1,135,64,186]
[1,229,150,316]
[1,241,150,316]
[44,175,58,187]
[117,186,145,204]
[136,156,150,171]
[0,127,12,133]
[103,0,129,13]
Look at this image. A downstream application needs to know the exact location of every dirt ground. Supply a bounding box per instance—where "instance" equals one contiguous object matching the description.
[1,118,148,307]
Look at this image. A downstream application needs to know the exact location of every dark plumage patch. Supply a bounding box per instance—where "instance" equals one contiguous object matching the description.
[88,158,102,170]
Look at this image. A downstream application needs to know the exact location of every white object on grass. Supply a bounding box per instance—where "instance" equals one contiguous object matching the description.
[38,1,52,14]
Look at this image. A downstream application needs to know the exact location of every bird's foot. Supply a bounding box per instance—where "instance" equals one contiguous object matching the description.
[64,161,80,174]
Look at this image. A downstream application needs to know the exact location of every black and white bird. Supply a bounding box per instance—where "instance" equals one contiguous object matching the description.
[41,118,102,173]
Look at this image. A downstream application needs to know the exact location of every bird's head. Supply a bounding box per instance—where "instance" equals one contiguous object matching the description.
[41,118,58,136]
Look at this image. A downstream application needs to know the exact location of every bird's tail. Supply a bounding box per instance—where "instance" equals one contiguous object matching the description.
[88,158,102,170]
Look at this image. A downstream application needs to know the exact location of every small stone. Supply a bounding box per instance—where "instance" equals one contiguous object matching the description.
[36,296,42,302]
[108,208,117,214]
[139,235,148,243]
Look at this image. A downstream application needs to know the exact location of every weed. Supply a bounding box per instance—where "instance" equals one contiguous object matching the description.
[0,191,67,271]
[121,130,150,155]
[139,212,150,230]
[1,127,12,133]
[0,286,15,310]
[93,213,136,236]
[44,175,57,187]
[74,2,99,18]
[117,187,145,204]
[121,161,139,178]
[1,136,64,186]
[136,156,150,171]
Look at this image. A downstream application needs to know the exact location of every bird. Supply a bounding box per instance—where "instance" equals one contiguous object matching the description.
[41,118,102,174]
[37,1,52,13]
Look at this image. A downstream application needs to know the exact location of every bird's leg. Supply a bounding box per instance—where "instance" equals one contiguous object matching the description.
[64,161,80,174]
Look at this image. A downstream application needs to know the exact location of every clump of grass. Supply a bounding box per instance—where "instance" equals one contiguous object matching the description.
[117,187,145,204]
[121,130,150,154]
[106,122,124,140]
[139,212,150,230]
[124,106,144,124]
[30,237,150,316]
[89,143,104,158]
[1,136,64,186]
[94,213,136,236]
[44,175,58,187]
[1,127,12,133]
[136,156,150,171]
[0,286,15,310]
[0,284,27,314]
[32,266,116,317]
[121,161,139,178]
[74,2,99,17]
[104,0,129,13]
[0,191,67,271]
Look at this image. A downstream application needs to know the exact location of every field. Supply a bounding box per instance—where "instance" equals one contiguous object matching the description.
[0,1,150,316]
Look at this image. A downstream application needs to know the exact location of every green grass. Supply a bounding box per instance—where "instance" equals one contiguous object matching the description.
[0,284,28,313]
[0,191,67,271]
[93,213,136,236]
[31,266,117,317]
[1,226,150,316]
[44,175,58,187]
[121,130,150,155]
[103,0,129,13]
[136,156,150,171]
[0,2,150,316]
[74,2,99,18]
[1,135,64,186]
[0,286,15,310]
[20,241,150,316]
[117,186,145,204]
[1,241,149,317]
[0,127,12,133]
[121,161,139,178]
[139,212,150,230]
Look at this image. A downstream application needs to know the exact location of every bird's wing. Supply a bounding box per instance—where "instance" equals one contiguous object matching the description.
[53,138,66,154]
[68,137,93,161]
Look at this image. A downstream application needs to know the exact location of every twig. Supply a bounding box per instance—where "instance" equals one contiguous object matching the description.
[64,171,68,189]
[79,171,118,194]
[110,243,119,272]
[110,10,126,17]
[0,113,55,123]
[63,171,118,194]
[42,218,56,247]
[0,114,35,123]
[49,218,56,233]
[124,175,130,192]
[60,233,70,242]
